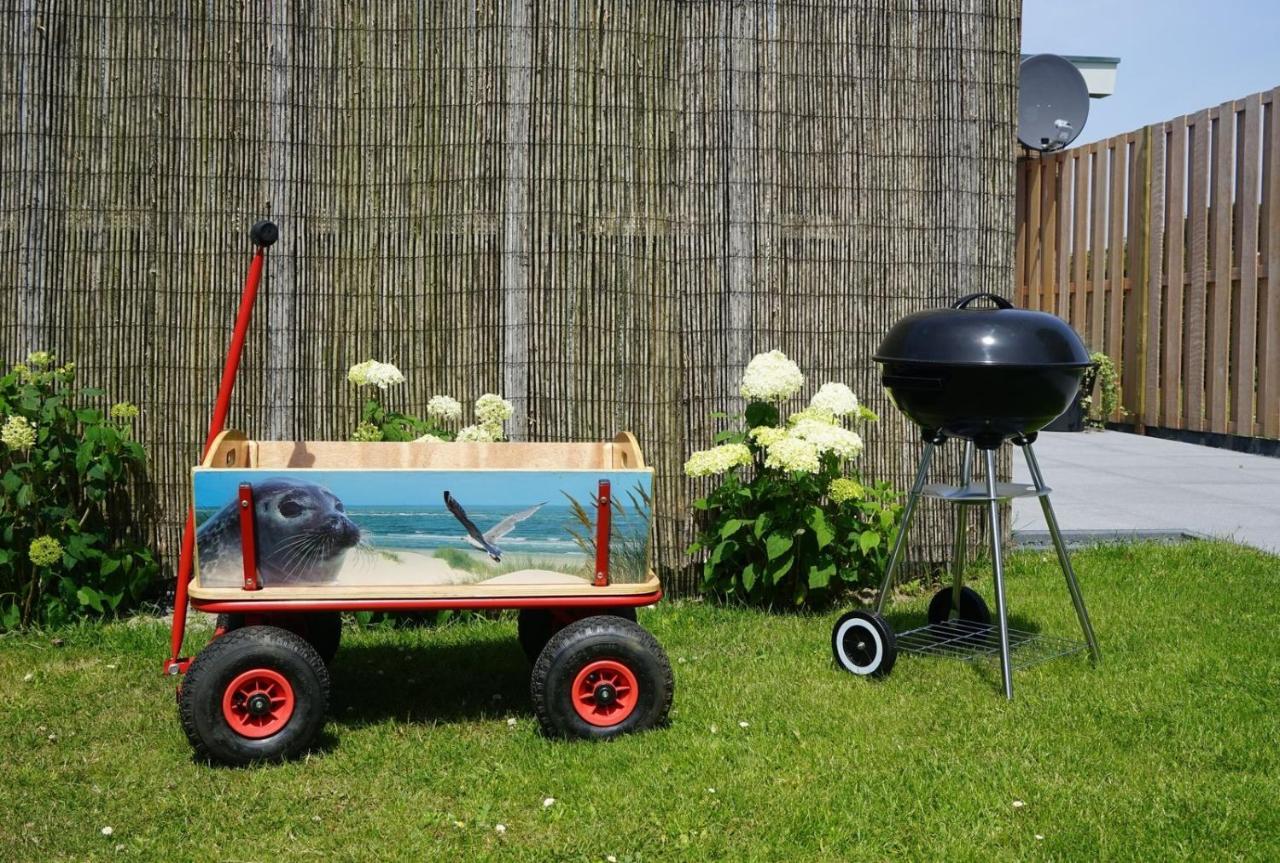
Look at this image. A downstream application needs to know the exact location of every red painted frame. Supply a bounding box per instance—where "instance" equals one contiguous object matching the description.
[237,483,261,591]
[593,479,611,587]
[192,589,662,615]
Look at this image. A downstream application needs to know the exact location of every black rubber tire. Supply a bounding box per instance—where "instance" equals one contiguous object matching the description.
[216,612,342,665]
[926,586,992,626]
[517,607,637,665]
[179,626,330,765]
[831,610,897,678]
[530,615,673,740]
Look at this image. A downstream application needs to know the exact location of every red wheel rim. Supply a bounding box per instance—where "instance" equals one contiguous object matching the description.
[571,659,639,727]
[221,668,295,739]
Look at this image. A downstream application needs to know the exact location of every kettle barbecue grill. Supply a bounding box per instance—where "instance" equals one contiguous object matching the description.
[831,293,1101,699]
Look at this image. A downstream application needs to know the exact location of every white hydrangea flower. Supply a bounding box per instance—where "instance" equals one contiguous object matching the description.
[475,393,514,426]
[1,415,36,452]
[748,426,787,447]
[809,382,859,417]
[683,443,753,478]
[426,395,462,422]
[739,350,804,402]
[788,407,836,427]
[791,421,864,460]
[456,424,496,443]
[347,360,405,390]
[414,432,443,443]
[763,435,820,474]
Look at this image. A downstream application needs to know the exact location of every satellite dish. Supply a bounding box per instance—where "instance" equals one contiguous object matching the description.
[1018,54,1090,151]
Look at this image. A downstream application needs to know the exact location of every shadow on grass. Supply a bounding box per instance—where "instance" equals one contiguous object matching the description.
[325,632,534,730]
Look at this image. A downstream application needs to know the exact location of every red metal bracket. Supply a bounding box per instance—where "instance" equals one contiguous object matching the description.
[238,483,261,591]
[594,479,611,587]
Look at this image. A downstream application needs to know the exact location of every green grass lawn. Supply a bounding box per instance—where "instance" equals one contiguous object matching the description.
[2,541,1278,861]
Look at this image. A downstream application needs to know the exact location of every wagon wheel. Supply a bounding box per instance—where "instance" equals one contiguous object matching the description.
[831,611,897,678]
[216,612,342,664]
[517,606,636,665]
[179,626,330,765]
[530,616,673,740]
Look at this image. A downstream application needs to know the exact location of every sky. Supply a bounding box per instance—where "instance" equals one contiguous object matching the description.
[1021,0,1280,144]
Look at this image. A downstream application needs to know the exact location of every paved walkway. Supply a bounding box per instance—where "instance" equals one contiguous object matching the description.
[1010,430,1280,555]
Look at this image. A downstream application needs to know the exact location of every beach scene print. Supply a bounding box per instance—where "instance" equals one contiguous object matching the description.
[192,469,652,589]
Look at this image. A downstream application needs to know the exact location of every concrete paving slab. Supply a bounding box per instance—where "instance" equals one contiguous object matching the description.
[1011,430,1280,555]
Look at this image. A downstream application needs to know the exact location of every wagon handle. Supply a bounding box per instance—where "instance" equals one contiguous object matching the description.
[166,220,275,675]
[951,292,1014,310]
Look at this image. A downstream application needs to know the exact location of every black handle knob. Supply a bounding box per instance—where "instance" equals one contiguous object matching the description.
[250,220,279,248]
[951,292,1014,310]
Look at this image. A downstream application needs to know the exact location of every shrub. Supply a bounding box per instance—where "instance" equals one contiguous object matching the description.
[0,353,158,629]
[686,355,902,608]
[345,360,513,443]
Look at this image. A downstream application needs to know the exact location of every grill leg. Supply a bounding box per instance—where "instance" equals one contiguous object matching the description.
[983,448,1014,700]
[949,441,975,611]
[1021,442,1101,664]
[875,441,937,615]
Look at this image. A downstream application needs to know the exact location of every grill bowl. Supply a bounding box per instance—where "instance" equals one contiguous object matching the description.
[875,293,1091,448]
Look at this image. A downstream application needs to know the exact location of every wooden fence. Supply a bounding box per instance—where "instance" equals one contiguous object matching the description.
[1016,86,1280,440]
[1,1,1021,595]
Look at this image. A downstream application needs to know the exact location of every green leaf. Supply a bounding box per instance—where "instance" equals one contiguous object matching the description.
[75,408,102,424]
[766,533,793,561]
[859,531,882,554]
[744,401,780,428]
[807,561,836,589]
[753,513,770,539]
[100,558,120,576]
[741,562,757,592]
[807,507,835,549]
[76,587,105,613]
[719,519,749,540]
[710,540,737,566]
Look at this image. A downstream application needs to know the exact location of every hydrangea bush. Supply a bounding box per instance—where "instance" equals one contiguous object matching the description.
[0,353,158,629]
[346,360,514,443]
[686,351,902,607]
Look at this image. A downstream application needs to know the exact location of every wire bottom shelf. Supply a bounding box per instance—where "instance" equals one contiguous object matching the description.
[896,619,1087,671]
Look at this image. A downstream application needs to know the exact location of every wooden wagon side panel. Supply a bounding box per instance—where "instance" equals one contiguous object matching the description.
[190,465,654,598]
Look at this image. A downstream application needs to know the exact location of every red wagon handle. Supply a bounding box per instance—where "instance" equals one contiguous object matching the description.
[165,221,277,675]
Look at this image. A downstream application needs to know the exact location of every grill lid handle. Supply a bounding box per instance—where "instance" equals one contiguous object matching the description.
[951,292,1014,310]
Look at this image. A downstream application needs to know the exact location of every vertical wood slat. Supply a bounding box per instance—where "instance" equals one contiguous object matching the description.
[1206,103,1234,433]
[1055,153,1073,321]
[1185,110,1211,431]
[1162,115,1187,428]
[1106,138,1127,407]
[1261,89,1280,439]
[1123,130,1147,419]
[1026,156,1043,309]
[1089,140,1108,349]
[1231,94,1262,437]
[1070,148,1088,333]
[1015,158,1028,305]
[1140,124,1164,426]
[1038,156,1058,312]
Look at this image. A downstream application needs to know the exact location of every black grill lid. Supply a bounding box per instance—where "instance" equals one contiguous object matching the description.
[874,293,1090,368]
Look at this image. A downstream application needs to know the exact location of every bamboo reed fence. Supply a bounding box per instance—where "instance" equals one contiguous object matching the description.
[2,1,1020,596]
[1016,86,1280,441]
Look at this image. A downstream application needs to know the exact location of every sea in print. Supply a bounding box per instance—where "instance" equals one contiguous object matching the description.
[192,469,652,589]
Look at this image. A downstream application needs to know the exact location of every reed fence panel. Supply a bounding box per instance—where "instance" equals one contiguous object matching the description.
[2,1,1020,595]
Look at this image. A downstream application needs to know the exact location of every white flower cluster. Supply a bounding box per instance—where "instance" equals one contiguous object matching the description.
[683,443,753,478]
[347,360,406,390]
[748,426,787,447]
[475,393,514,426]
[809,382,859,417]
[739,350,804,402]
[426,395,462,423]
[1,415,36,452]
[791,420,864,460]
[456,424,496,443]
[414,432,443,443]
[763,435,820,474]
